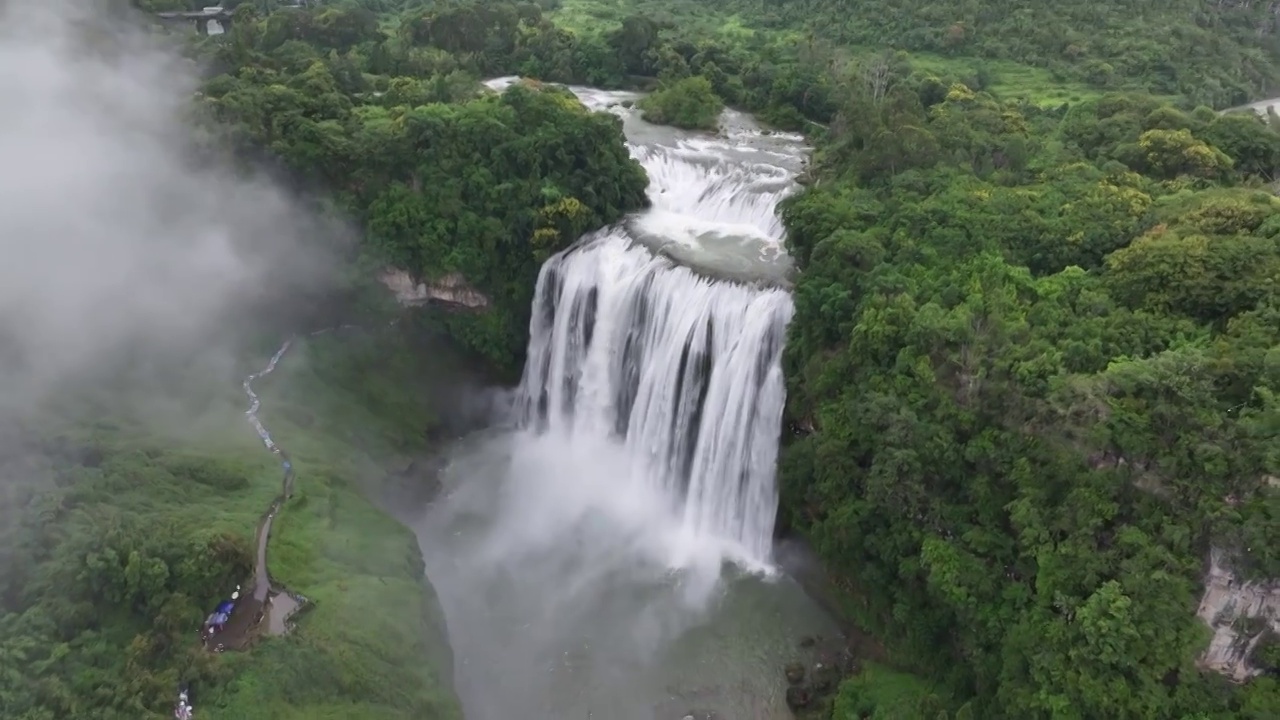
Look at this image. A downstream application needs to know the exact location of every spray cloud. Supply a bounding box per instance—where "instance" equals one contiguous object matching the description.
[0,0,340,414]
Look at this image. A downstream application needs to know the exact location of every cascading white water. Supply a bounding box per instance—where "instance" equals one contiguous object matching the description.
[413,80,836,720]
[631,142,796,237]
[517,237,793,564]
[491,77,808,568]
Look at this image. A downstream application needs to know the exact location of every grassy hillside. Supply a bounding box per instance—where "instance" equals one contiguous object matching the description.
[0,322,468,720]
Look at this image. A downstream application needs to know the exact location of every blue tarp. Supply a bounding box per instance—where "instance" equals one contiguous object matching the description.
[215,600,235,615]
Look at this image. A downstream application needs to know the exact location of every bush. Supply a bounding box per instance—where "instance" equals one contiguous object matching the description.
[638,76,724,131]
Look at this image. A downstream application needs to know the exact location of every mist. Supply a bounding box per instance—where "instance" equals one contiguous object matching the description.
[0,0,345,416]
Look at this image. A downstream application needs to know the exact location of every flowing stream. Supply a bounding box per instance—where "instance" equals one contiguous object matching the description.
[412,79,840,720]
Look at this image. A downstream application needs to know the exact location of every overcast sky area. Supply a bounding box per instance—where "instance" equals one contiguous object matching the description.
[0,0,340,415]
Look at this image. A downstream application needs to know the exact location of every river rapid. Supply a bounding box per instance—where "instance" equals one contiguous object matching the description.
[409,79,841,720]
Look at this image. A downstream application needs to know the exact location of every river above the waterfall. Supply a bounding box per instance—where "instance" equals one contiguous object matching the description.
[485,76,809,287]
[406,79,841,720]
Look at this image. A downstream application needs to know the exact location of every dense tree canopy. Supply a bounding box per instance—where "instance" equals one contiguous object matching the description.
[642,0,1280,108]
[777,61,1280,718]
[0,432,255,719]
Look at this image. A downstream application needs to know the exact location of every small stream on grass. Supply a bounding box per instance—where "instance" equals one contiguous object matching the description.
[406,79,844,720]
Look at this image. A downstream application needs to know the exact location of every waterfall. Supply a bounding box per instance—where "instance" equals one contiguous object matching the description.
[499,78,808,567]
[516,234,793,562]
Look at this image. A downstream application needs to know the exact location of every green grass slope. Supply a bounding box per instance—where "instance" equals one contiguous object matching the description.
[207,322,471,720]
[0,323,467,720]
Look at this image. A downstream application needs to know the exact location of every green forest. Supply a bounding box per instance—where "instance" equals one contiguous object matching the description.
[780,80,1280,719]
[1,0,1277,718]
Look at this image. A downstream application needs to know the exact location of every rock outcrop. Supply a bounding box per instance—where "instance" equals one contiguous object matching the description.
[1196,548,1280,681]
[781,635,857,716]
[379,267,490,309]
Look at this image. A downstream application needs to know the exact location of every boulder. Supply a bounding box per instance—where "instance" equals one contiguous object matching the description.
[785,685,812,711]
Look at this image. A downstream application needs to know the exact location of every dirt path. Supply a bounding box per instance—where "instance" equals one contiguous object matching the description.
[253,502,278,604]
[204,338,305,651]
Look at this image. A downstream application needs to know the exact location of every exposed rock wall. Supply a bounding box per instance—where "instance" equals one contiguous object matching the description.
[1195,548,1280,682]
[379,268,489,309]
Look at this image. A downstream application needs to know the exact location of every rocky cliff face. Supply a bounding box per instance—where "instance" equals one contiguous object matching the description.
[379,268,490,309]
[1196,548,1280,682]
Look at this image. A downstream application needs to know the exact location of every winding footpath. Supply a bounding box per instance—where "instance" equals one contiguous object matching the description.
[224,325,364,647]
[242,338,295,605]
[205,335,307,654]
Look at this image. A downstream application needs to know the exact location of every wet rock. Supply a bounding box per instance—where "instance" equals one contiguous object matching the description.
[810,661,841,694]
[814,637,858,676]
[785,685,812,710]
[785,661,806,685]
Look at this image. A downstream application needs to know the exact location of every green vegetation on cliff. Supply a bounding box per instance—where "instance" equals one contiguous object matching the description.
[772,43,1280,720]
[780,84,1280,720]
[196,1,651,369]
